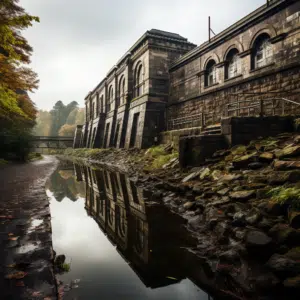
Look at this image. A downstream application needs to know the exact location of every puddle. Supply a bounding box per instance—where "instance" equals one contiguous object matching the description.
[46,162,212,300]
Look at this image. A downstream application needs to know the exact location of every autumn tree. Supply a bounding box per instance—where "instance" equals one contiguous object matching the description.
[0,0,39,160]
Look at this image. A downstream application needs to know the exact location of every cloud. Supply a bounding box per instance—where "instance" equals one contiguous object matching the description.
[22,0,265,110]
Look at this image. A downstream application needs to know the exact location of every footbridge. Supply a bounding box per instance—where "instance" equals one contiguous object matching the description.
[31,136,74,149]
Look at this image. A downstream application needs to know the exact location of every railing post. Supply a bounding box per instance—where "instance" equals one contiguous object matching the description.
[282,99,285,115]
[259,98,264,116]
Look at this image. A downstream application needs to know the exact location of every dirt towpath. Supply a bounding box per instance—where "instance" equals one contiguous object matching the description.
[0,155,58,300]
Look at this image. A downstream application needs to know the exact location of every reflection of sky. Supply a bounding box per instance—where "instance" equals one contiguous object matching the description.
[47,187,209,300]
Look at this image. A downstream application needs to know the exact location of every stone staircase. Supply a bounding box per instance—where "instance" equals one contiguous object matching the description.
[201,123,222,135]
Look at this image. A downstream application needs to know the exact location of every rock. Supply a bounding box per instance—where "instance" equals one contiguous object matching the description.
[248,175,268,184]
[215,221,230,237]
[219,249,240,263]
[283,275,300,288]
[183,201,195,210]
[246,230,272,250]
[188,215,202,229]
[288,210,300,229]
[248,162,264,170]
[231,145,247,155]
[255,273,280,290]
[234,229,246,240]
[208,197,230,207]
[246,209,262,225]
[229,190,256,202]
[232,212,246,227]
[275,145,300,159]
[232,153,257,169]
[211,170,222,181]
[182,171,201,183]
[213,149,231,158]
[285,247,300,260]
[217,188,229,196]
[269,224,300,247]
[221,173,242,182]
[55,254,66,266]
[258,218,276,231]
[273,160,300,171]
[266,254,300,276]
[267,171,300,185]
[199,168,210,180]
[259,152,274,162]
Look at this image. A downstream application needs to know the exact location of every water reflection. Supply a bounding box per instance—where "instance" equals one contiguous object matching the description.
[47,162,213,300]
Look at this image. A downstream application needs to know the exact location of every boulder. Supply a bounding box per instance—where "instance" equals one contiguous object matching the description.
[283,275,300,288]
[192,185,203,195]
[267,171,300,185]
[245,209,262,225]
[213,149,231,158]
[259,152,274,162]
[257,188,272,200]
[273,160,300,171]
[246,230,272,250]
[275,145,300,159]
[232,212,246,227]
[266,201,283,216]
[229,190,256,202]
[266,254,300,276]
[293,135,300,144]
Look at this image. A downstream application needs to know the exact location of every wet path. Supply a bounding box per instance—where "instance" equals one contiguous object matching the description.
[0,156,58,300]
[47,161,213,300]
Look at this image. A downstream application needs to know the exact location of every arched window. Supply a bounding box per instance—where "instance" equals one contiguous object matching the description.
[135,63,143,97]
[119,76,126,105]
[252,33,273,69]
[205,59,217,87]
[107,86,113,112]
[92,102,95,119]
[225,49,241,79]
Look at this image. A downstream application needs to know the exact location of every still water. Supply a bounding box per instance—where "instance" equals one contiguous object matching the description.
[46,161,212,300]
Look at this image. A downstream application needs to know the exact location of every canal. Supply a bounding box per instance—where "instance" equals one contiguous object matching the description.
[46,160,213,300]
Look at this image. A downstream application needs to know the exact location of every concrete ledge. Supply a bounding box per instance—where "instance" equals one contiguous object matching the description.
[160,127,203,149]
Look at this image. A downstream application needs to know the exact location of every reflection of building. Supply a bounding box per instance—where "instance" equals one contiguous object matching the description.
[82,165,189,288]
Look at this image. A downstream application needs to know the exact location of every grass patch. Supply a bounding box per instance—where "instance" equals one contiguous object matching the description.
[144,145,178,171]
[61,263,71,272]
[268,187,300,209]
[0,159,9,165]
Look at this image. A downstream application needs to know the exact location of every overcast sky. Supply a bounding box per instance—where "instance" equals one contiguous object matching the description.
[22,0,265,111]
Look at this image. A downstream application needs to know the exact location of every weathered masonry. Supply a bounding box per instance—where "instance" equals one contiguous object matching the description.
[75,0,300,150]
[167,0,300,132]
[74,29,195,149]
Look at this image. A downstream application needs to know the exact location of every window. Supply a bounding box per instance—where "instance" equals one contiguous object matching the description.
[100,95,104,113]
[135,63,143,97]
[205,59,217,87]
[225,49,241,79]
[92,103,95,119]
[119,76,126,105]
[253,34,273,69]
[107,86,113,112]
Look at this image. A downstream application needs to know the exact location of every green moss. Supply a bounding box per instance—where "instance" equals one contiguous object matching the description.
[231,145,247,155]
[60,263,71,272]
[268,187,300,209]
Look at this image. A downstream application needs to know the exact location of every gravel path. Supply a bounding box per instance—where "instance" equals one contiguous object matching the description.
[0,156,58,300]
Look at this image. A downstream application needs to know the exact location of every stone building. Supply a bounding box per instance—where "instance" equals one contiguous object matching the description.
[74,0,300,150]
[74,29,195,149]
[167,0,300,132]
